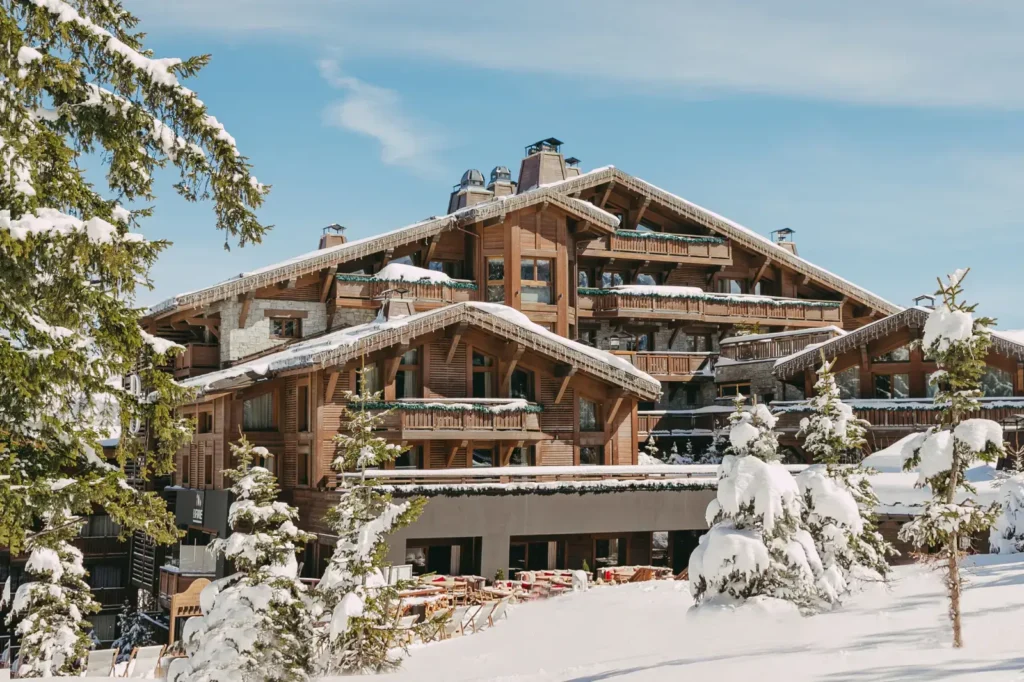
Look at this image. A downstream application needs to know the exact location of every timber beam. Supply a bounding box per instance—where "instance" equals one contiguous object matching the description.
[319,266,338,303]
[238,292,255,328]
[445,322,468,364]
[554,365,577,404]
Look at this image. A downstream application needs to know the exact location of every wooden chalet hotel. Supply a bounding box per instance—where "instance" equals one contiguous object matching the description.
[137,137,958,600]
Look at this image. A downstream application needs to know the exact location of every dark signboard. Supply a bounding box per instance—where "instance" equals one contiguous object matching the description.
[175,489,232,536]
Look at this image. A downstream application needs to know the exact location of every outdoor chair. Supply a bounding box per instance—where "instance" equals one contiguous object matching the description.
[422,607,452,642]
[84,649,117,677]
[469,601,497,633]
[441,605,476,639]
[488,597,511,626]
[394,614,420,646]
[125,644,165,678]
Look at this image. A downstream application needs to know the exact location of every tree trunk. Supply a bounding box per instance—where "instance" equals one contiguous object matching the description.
[947,448,963,648]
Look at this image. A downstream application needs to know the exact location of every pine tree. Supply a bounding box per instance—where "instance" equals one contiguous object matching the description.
[667,441,693,465]
[169,437,316,682]
[111,598,155,662]
[640,435,661,464]
[689,398,834,612]
[989,473,1024,554]
[315,370,426,676]
[1,2,268,671]
[899,269,1005,648]
[6,510,97,677]
[699,427,728,465]
[796,356,895,587]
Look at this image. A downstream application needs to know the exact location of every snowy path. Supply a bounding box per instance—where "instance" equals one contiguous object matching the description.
[370,556,1024,682]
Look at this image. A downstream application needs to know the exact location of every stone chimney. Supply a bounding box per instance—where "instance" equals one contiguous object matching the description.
[517,137,567,192]
[770,228,798,255]
[447,169,494,213]
[565,156,582,178]
[375,288,417,321]
[319,224,347,249]
[487,166,516,197]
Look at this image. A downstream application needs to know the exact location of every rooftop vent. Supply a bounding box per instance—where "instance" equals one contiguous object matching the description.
[490,166,512,184]
[319,223,347,249]
[525,137,563,156]
[770,228,798,255]
[913,294,936,310]
[565,156,580,167]
[458,168,485,189]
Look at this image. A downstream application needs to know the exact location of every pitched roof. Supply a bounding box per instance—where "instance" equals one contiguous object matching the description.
[148,189,619,317]
[773,307,1024,378]
[181,302,661,400]
[544,166,901,316]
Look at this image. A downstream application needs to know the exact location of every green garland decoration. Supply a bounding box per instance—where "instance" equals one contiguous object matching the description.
[361,401,543,414]
[615,229,725,245]
[380,479,716,498]
[335,273,478,290]
[577,287,841,309]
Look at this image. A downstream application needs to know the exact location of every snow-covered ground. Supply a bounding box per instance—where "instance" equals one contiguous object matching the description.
[369,555,1024,682]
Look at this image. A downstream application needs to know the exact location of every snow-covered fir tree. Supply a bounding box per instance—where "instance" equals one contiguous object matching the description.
[667,441,694,465]
[111,598,155,662]
[689,398,837,612]
[989,474,1024,554]
[315,373,426,676]
[1,2,267,671]
[899,269,1005,648]
[169,437,316,682]
[6,509,97,677]
[796,356,895,587]
[640,436,662,465]
[699,427,728,465]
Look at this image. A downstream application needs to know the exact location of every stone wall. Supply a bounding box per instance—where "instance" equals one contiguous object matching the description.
[215,298,329,363]
[715,359,782,403]
[590,320,722,353]
[331,307,377,329]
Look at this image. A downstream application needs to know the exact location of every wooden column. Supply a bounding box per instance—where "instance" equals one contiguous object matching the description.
[858,345,872,399]
[555,216,570,337]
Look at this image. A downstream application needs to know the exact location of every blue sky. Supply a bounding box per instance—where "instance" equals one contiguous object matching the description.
[134,1,1024,327]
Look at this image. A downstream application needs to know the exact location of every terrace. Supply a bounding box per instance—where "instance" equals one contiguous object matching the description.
[369,398,547,441]
[334,273,477,308]
[579,230,733,264]
[611,351,713,381]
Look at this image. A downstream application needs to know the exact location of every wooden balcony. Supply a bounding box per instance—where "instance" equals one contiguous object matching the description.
[173,343,220,379]
[612,351,713,381]
[370,399,548,441]
[580,231,733,264]
[585,290,842,327]
[637,411,719,439]
[719,329,843,362]
[335,275,477,308]
[158,565,216,611]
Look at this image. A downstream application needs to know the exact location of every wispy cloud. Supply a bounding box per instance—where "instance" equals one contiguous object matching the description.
[317,58,444,174]
[141,0,1024,110]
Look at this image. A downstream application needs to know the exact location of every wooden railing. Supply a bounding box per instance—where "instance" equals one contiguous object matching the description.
[92,586,129,609]
[588,291,842,327]
[583,232,732,262]
[77,536,129,557]
[173,343,219,378]
[158,566,216,609]
[773,398,1024,434]
[719,330,842,362]
[612,351,712,379]
[335,276,476,305]
[372,400,543,437]
[637,411,719,437]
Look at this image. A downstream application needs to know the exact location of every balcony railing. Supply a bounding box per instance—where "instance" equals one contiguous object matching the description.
[581,231,732,263]
[637,410,720,438]
[365,399,545,440]
[719,329,843,362]
[92,586,129,609]
[173,343,220,379]
[612,351,713,380]
[77,536,130,557]
[335,275,477,306]
[583,289,842,327]
[158,565,216,610]
[773,397,1024,434]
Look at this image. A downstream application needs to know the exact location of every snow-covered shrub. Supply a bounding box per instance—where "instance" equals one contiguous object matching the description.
[690,399,834,612]
[112,599,155,662]
[699,427,729,465]
[667,441,695,465]
[315,377,426,675]
[169,437,316,682]
[898,269,1005,648]
[797,358,895,584]
[990,474,1024,554]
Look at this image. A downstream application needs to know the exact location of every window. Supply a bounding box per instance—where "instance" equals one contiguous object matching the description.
[635,273,658,286]
[926,372,940,398]
[182,452,190,485]
[509,445,535,466]
[716,278,744,294]
[89,564,122,589]
[580,445,603,466]
[297,384,310,432]
[396,348,420,399]
[510,368,535,401]
[874,374,909,399]
[982,366,1014,397]
[622,332,653,351]
[680,333,711,353]
[297,445,310,486]
[836,366,860,400]
[243,392,274,431]
[80,515,120,537]
[486,257,505,303]
[601,271,625,288]
[395,446,422,470]
[718,383,751,398]
[204,452,212,485]
[270,317,301,339]
[872,345,911,363]
[472,448,494,467]
[651,531,670,567]
[636,220,658,233]
[472,352,495,398]
[579,397,601,432]
[428,260,463,279]
[520,258,552,304]
[196,410,213,434]
[356,364,381,397]
[579,329,597,347]
[578,269,592,288]
[88,613,118,643]
[406,547,428,575]
[594,537,627,570]
[255,449,275,475]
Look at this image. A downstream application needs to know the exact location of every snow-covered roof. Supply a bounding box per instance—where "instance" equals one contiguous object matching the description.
[719,326,845,346]
[148,189,619,317]
[182,302,661,399]
[545,166,901,316]
[772,396,1024,417]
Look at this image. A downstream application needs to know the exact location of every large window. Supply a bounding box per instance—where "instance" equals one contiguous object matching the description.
[874,373,909,399]
[395,445,422,470]
[297,383,310,432]
[635,273,658,286]
[396,348,421,399]
[428,260,463,279]
[578,269,592,288]
[579,397,601,432]
[509,445,535,466]
[982,366,1014,397]
[472,352,495,398]
[601,271,625,288]
[716,278,744,294]
[472,448,494,467]
[297,445,310,486]
[836,366,860,400]
[594,537,627,570]
[580,445,603,466]
[718,383,751,398]
[680,333,711,353]
[486,257,505,303]
[80,515,120,537]
[356,363,381,397]
[510,368,535,401]
[196,409,213,434]
[89,564,122,589]
[270,317,301,339]
[872,345,911,363]
[243,392,274,431]
[520,258,552,304]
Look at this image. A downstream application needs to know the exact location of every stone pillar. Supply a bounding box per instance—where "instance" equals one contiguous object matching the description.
[480,531,511,580]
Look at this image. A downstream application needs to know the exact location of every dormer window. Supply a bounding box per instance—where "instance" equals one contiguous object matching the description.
[270,317,301,339]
